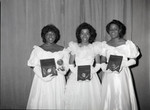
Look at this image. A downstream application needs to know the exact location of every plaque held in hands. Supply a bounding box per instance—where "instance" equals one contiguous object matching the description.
[77,65,91,81]
[40,58,57,77]
[106,55,123,72]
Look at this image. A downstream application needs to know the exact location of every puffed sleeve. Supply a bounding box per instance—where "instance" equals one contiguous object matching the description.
[92,41,102,55]
[101,41,107,57]
[61,48,70,74]
[67,41,78,55]
[27,46,39,67]
[126,40,140,58]
[27,46,56,82]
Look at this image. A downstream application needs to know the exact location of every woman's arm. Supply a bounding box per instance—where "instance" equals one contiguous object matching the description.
[69,53,76,72]
[100,55,107,72]
[91,54,101,74]
[95,54,101,64]
[122,58,136,67]
[69,53,75,64]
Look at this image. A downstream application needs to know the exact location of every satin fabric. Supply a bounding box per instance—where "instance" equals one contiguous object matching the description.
[101,40,139,110]
[27,46,69,109]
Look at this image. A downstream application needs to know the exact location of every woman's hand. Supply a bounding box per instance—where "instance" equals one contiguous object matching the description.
[43,74,56,82]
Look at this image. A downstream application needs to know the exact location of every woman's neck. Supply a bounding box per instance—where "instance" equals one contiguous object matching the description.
[45,42,56,46]
[111,37,122,42]
[80,42,89,46]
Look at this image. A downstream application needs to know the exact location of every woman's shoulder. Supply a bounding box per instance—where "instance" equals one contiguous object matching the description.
[100,41,107,47]
[124,40,138,49]
[92,41,102,49]
[106,38,126,47]
[126,40,136,45]
[92,41,102,45]
[125,40,140,58]
[69,41,78,45]
[68,41,78,48]
[39,44,64,52]
[126,40,139,50]
[55,44,64,51]
[32,45,43,51]
[28,45,43,57]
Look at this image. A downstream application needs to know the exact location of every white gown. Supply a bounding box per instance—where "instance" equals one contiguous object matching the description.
[27,45,69,109]
[101,40,139,110]
[65,41,102,110]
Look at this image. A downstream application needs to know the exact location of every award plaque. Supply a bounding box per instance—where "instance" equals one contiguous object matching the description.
[40,58,57,77]
[106,55,123,72]
[77,65,91,81]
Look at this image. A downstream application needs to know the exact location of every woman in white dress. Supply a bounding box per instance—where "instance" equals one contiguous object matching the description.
[65,22,102,110]
[27,24,69,109]
[100,20,140,110]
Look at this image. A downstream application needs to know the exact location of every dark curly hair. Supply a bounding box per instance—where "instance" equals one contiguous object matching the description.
[106,19,126,38]
[76,22,97,43]
[41,24,60,43]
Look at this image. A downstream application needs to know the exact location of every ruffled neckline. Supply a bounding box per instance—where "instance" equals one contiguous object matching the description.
[69,41,93,50]
[103,40,130,48]
[78,43,93,48]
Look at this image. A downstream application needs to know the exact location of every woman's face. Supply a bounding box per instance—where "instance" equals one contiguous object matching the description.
[80,29,90,43]
[45,31,56,43]
[109,24,120,38]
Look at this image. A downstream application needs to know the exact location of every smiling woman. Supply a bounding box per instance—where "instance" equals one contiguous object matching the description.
[1,0,149,109]
[80,29,90,44]
[26,24,69,109]
[45,31,56,43]
[100,20,140,110]
[40,24,62,52]
[65,22,102,110]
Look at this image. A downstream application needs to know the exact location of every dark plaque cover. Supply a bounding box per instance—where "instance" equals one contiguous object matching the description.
[40,58,57,77]
[106,55,123,72]
[77,65,91,81]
